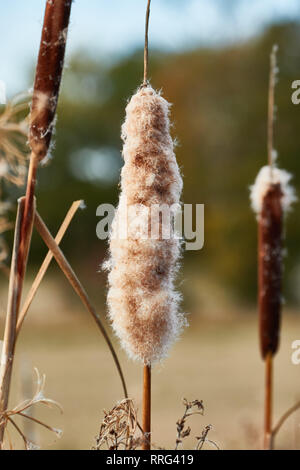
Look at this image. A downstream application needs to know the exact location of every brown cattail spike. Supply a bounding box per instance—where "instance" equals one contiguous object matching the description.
[258,183,283,358]
[29,0,72,161]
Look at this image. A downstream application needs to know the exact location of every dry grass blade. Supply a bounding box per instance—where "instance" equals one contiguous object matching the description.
[34,211,128,399]
[16,200,83,336]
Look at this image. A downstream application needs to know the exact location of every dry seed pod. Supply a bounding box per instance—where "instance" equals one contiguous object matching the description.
[105,85,185,364]
[250,165,296,358]
[29,0,72,161]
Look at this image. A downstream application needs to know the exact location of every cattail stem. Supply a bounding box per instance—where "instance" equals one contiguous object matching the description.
[142,364,151,450]
[264,352,273,449]
[0,0,72,448]
[0,197,35,448]
[143,0,151,85]
[267,45,277,171]
[258,184,282,450]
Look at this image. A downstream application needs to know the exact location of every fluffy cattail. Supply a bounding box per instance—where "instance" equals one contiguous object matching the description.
[104,85,185,364]
[250,165,296,358]
[29,0,72,161]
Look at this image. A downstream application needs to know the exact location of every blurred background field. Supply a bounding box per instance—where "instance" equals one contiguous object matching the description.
[1,299,300,450]
[1,0,300,450]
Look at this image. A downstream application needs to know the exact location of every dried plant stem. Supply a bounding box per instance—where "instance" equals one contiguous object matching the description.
[34,211,128,399]
[0,196,35,448]
[0,0,72,449]
[143,0,151,85]
[264,352,273,449]
[142,364,151,450]
[16,200,83,336]
[267,46,277,170]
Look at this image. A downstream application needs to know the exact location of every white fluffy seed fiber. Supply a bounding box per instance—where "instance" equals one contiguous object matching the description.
[104,85,186,364]
[250,165,296,215]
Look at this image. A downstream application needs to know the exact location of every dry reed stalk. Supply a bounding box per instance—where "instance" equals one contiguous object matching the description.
[0,197,35,447]
[250,46,296,449]
[0,0,72,448]
[143,0,151,86]
[23,0,72,261]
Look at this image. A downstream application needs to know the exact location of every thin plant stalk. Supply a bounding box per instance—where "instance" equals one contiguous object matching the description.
[267,46,277,170]
[264,352,273,449]
[142,364,151,450]
[143,0,151,85]
[0,197,35,447]
[259,46,280,450]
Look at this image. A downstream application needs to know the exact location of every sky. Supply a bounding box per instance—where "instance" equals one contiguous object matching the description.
[0,0,300,97]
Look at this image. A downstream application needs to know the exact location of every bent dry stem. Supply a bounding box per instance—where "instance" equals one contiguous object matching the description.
[16,200,83,336]
[34,211,128,399]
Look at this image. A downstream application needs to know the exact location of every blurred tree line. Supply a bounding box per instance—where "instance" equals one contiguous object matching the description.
[3,22,300,309]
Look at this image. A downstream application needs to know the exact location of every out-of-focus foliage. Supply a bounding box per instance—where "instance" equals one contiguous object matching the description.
[3,23,300,306]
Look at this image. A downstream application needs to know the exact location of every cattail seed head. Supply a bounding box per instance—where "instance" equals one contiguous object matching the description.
[104,85,185,364]
[29,0,72,161]
[258,183,283,358]
[250,165,296,358]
